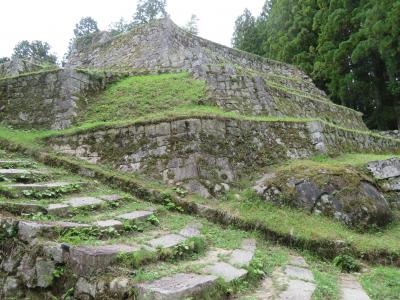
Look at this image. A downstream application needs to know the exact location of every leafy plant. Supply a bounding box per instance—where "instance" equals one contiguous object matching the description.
[333,255,361,273]
[161,192,183,212]
[146,214,160,226]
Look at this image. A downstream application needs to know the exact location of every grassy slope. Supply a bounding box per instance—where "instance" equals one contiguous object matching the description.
[76,72,207,124]
[361,266,400,300]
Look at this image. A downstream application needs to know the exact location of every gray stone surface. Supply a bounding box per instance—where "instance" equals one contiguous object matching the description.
[93,219,123,229]
[117,210,154,222]
[6,181,76,192]
[18,221,89,241]
[179,223,202,237]
[135,273,217,300]
[65,196,104,208]
[340,274,371,300]
[47,203,70,216]
[68,244,139,276]
[42,242,64,263]
[367,158,400,179]
[203,262,247,282]
[75,277,97,299]
[284,265,314,282]
[229,249,254,267]
[98,194,124,202]
[279,279,316,300]
[148,234,186,249]
[35,258,56,288]
[3,276,22,297]
[289,256,309,268]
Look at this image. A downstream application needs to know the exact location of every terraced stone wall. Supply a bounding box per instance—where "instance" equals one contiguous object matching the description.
[48,118,400,196]
[66,18,367,131]
[0,69,125,129]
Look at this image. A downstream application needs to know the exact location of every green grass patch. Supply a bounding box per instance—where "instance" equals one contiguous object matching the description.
[361,266,400,300]
[76,72,207,124]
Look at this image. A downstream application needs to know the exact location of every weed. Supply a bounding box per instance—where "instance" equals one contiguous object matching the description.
[333,255,361,273]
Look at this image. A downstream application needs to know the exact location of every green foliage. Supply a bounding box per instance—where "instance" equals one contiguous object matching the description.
[0,57,10,64]
[109,18,133,36]
[161,192,183,212]
[361,266,400,300]
[232,0,400,130]
[52,266,65,279]
[58,226,120,244]
[146,214,160,226]
[133,0,168,25]
[12,40,57,65]
[117,248,158,268]
[73,17,99,38]
[77,73,206,125]
[158,237,206,261]
[333,255,361,273]
[21,184,80,199]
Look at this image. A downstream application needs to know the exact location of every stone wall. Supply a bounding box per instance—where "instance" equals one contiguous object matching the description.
[48,117,400,197]
[0,59,44,79]
[66,18,367,131]
[0,69,125,129]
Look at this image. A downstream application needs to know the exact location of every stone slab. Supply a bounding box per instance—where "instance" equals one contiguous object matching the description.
[5,181,76,191]
[203,262,247,282]
[135,273,217,300]
[241,239,257,251]
[68,244,139,276]
[18,221,89,241]
[367,158,400,179]
[148,234,186,249]
[65,196,104,208]
[229,249,254,267]
[179,223,202,238]
[284,265,314,282]
[341,274,371,300]
[47,203,70,216]
[383,177,400,191]
[279,279,316,300]
[98,194,124,202]
[93,219,123,229]
[117,211,154,222]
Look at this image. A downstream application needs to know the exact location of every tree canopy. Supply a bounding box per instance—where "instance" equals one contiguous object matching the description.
[184,14,199,35]
[73,17,99,38]
[232,0,400,130]
[12,40,57,65]
[133,0,168,25]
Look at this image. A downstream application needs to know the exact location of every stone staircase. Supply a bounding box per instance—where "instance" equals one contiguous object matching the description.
[0,152,374,300]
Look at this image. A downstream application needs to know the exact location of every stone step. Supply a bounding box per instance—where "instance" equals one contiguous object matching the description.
[0,160,34,169]
[18,220,89,241]
[66,244,141,276]
[0,169,46,181]
[2,181,86,197]
[340,274,371,300]
[117,210,155,222]
[203,261,247,282]
[135,273,218,300]
[0,202,47,215]
[47,196,125,216]
[92,219,123,229]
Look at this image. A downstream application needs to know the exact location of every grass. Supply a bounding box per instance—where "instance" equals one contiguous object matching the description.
[201,189,400,258]
[361,266,400,300]
[75,72,207,125]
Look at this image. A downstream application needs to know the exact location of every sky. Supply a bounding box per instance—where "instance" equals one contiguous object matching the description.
[0,0,265,60]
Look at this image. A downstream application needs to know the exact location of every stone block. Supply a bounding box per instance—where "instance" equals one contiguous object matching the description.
[117,211,154,222]
[93,219,123,229]
[148,234,186,249]
[203,262,247,282]
[65,196,104,208]
[284,265,314,282]
[135,273,217,300]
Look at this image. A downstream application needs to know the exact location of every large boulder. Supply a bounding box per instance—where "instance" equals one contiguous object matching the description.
[254,164,392,229]
[367,158,400,208]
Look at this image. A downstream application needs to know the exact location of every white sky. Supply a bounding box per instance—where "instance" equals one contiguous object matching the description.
[0,0,265,60]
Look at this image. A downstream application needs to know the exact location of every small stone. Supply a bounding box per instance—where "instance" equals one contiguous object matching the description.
[3,277,22,297]
[135,273,217,300]
[35,258,56,288]
[203,262,247,282]
[75,277,97,299]
[117,211,154,222]
[42,242,64,263]
[148,234,186,249]
[110,277,130,296]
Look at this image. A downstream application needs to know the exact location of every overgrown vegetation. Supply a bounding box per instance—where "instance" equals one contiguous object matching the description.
[76,73,207,125]
[361,266,400,300]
